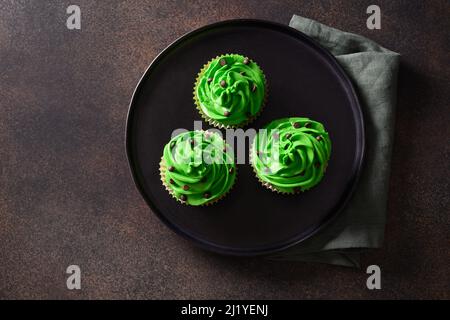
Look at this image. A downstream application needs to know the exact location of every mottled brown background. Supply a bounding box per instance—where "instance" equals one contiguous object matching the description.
[0,0,449,299]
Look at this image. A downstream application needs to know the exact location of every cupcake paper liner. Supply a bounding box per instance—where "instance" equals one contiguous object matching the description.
[193,54,268,129]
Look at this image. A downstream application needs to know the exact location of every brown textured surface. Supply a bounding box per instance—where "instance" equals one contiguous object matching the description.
[0,0,449,299]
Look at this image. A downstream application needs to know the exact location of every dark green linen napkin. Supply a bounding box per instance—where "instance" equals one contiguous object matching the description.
[268,15,400,267]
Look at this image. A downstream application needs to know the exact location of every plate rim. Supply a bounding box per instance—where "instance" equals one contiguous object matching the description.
[125,18,366,256]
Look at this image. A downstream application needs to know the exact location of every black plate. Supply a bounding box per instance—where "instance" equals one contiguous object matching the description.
[126,19,365,256]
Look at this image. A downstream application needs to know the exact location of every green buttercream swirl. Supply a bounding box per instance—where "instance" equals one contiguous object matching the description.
[162,131,236,206]
[251,118,332,193]
[195,54,265,127]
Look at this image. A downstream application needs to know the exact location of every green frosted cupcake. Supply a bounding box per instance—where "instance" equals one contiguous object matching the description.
[250,117,332,194]
[194,54,267,128]
[160,130,236,206]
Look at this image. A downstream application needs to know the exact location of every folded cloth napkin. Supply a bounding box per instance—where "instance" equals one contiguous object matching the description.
[268,15,400,267]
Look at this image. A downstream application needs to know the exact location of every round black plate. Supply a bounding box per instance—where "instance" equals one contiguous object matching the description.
[126,19,365,256]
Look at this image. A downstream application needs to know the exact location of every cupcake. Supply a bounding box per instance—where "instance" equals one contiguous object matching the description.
[250,117,331,194]
[194,54,267,128]
[160,130,236,206]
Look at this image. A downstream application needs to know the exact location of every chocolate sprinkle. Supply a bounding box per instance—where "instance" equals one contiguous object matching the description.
[229,167,234,174]
[251,83,257,92]
[168,166,175,172]
[180,194,187,201]
[243,57,250,65]
[224,110,230,117]
[183,185,190,191]
[220,80,226,88]
[316,135,323,141]
[285,133,292,139]
[207,77,213,84]
[190,139,196,147]
[293,122,300,128]
[203,192,211,199]
[219,58,226,66]
[304,122,311,128]
[169,179,175,184]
